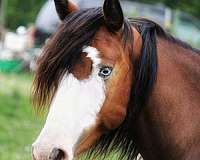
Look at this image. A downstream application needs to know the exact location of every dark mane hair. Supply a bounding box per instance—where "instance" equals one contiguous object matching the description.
[33,7,200,160]
[130,18,200,54]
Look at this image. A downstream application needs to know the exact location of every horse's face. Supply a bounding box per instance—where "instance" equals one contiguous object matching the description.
[32,1,141,160]
[33,28,132,160]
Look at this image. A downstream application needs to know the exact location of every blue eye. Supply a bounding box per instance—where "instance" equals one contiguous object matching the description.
[98,66,113,79]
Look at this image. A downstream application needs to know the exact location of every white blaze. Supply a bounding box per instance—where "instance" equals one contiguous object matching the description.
[32,46,105,160]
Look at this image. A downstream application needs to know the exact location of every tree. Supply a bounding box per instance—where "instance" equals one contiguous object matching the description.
[6,0,44,30]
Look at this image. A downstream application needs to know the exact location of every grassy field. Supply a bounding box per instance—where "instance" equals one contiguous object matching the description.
[0,73,44,160]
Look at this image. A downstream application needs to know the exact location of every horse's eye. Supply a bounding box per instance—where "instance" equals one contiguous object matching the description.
[98,66,113,79]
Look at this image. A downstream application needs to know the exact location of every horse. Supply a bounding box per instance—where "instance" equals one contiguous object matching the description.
[32,0,200,160]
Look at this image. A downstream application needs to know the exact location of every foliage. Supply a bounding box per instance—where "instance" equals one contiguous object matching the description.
[6,0,44,30]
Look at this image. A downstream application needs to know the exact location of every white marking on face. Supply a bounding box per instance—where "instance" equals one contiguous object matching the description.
[32,46,105,160]
[83,46,101,67]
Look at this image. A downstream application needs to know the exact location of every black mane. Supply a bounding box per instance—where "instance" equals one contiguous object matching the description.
[33,7,200,160]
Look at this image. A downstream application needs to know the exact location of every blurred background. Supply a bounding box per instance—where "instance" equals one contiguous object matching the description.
[0,0,200,159]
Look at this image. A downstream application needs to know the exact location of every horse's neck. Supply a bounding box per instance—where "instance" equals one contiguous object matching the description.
[135,38,200,160]
[157,37,200,98]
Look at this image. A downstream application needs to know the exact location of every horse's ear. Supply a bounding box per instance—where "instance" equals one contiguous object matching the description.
[103,0,124,32]
[54,0,78,20]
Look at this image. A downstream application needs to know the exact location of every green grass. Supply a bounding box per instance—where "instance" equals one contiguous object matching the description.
[0,73,44,160]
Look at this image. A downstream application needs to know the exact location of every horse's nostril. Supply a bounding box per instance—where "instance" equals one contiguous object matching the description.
[49,148,65,160]
[32,146,37,160]
[32,152,36,160]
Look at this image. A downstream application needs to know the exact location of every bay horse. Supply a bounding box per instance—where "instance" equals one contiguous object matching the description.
[32,0,200,160]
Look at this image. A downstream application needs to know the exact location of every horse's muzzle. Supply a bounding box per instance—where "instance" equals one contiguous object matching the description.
[32,145,67,160]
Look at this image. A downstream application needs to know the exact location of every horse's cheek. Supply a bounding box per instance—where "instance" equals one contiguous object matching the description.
[99,65,131,130]
[100,105,127,130]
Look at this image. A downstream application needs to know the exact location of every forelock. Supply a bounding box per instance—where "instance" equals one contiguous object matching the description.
[33,8,104,109]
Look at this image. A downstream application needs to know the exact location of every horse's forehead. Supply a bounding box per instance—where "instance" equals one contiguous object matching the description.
[92,27,123,64]
[92,26,142,62]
